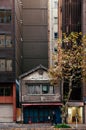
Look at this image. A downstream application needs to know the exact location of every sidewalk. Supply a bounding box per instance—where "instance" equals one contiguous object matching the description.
[0,123,86,129]
[0,123,51,128]
[70,124,86,128]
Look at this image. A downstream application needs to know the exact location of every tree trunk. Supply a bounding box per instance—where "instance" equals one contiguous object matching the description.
[62,77,72,124]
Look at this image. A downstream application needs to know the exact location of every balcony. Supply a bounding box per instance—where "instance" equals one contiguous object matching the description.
[22,93,61,102]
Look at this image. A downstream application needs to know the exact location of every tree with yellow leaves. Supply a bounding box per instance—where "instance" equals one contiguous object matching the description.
[49,32,86,123]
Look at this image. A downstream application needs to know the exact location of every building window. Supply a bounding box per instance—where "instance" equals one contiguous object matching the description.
[0,88,4,96]
[54,1,57,8]
[6,35,12,47]
[54,32,58,38]
[6,60,12,71]
[0,59,5,71]
[0,34,12,47]
[0,59,12,71]
[0,9,11,23]
[5,87,11,96]
[0,35,5,47]
[26,84,54,94]
[0,87,11,96]
[54,17,57,24]
[42,86,48,93]
[54,46,58,53]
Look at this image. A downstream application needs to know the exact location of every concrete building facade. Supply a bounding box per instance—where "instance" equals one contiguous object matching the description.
[0,0,22,122]
[48,0,58,67]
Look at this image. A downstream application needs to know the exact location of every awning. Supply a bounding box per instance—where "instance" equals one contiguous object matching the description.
[22,102,62,106]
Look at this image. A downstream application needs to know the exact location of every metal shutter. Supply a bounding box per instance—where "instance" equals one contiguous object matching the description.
[0,104,13,122]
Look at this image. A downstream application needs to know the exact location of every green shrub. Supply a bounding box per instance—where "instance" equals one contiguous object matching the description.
[54,123,71,128]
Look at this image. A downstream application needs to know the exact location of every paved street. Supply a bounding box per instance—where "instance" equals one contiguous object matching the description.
[0,123,52,128]
[0,123,86,129]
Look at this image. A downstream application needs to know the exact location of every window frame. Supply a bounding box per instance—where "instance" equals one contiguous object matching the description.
[0,34,12,48]
[54,1,57,8]
[54,32,58,39]
[0,9,11,23]
[0,59,12,72]
[26,84,54,95]
[0,86,11,96]
[42,85,49,94]
[54,17,57,24]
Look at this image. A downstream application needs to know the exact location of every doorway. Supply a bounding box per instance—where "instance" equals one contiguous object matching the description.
[23,106,61,124]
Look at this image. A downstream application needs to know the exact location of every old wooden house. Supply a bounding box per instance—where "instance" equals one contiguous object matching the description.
[19,65,62,124]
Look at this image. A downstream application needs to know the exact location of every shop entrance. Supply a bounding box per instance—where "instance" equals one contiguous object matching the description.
[67,107,83,124]
[23,106,61,124]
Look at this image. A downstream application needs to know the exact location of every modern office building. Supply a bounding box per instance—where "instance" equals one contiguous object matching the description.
[58,0,86,124]
[21,0,48,72]
[0,0,22,122]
